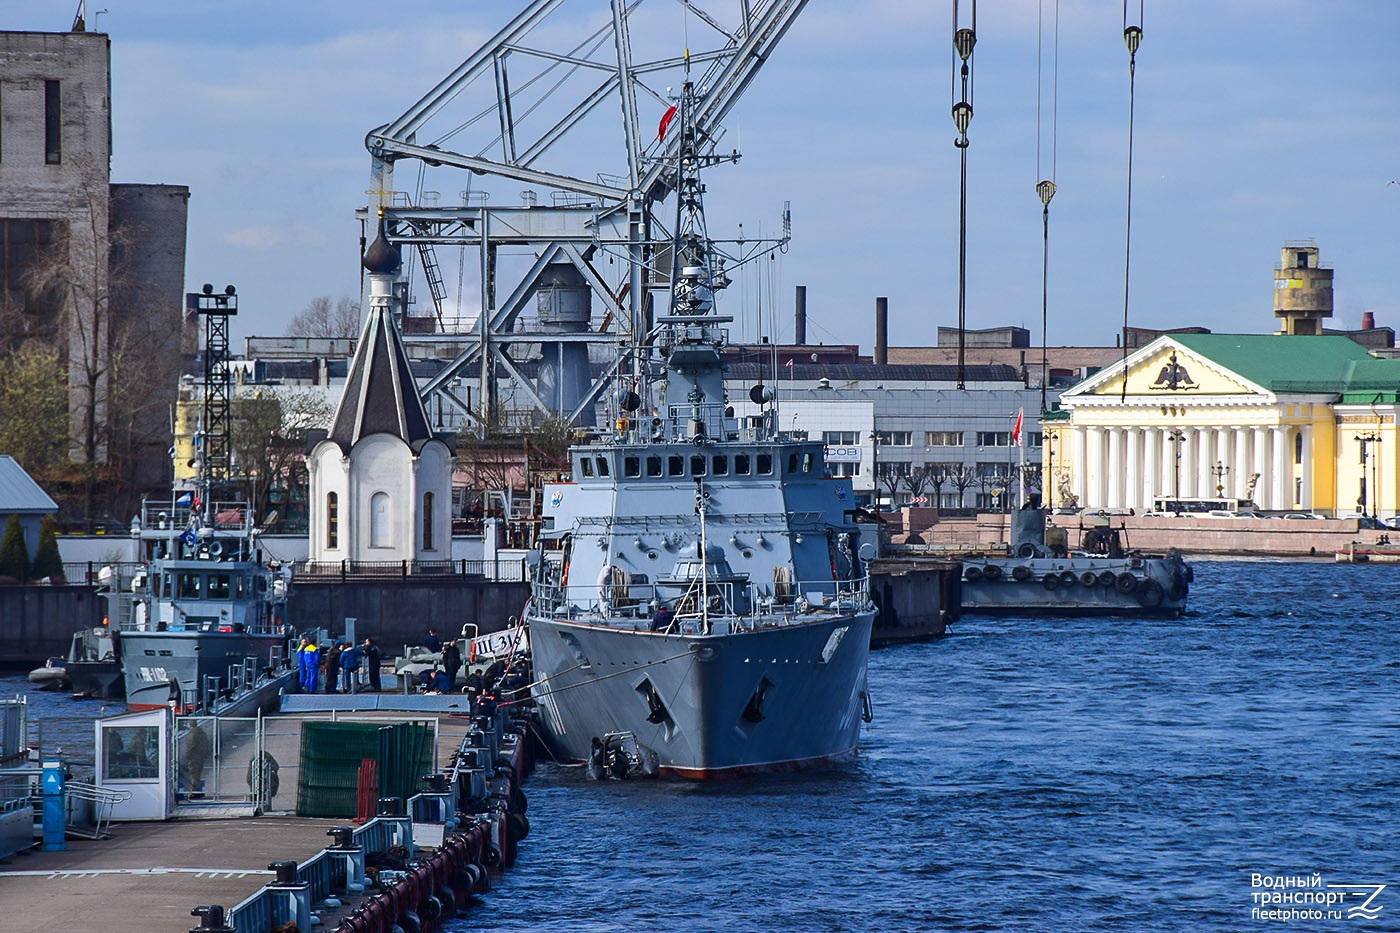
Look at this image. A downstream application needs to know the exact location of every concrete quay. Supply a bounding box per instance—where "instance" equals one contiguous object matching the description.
[0,817,339,933]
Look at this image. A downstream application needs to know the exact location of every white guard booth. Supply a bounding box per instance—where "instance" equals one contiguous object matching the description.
[96,708,174,820]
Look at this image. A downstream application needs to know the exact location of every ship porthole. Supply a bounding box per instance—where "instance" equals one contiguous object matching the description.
[648,551,658,560]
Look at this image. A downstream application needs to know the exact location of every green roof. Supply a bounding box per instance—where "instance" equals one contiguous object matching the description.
[1170,333,1400,395]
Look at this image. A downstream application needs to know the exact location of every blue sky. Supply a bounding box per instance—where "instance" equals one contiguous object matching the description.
[12,1,1400,352]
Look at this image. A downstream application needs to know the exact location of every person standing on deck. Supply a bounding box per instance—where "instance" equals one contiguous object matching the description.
[362,637,382,692]
[339,641,364,694]
[441,638,462,688]
[297,636,321,692]
[323,640,344,693]
[424,628,442,652]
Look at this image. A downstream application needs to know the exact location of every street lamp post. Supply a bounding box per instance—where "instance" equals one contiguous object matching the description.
[1356,432,1379,518]
[1211,460,1229,498]
[1046,432,1057,511]
[1167,429,1185,499]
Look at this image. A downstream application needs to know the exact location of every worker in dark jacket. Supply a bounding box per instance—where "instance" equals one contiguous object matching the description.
[338,642,363,693]
[323,641,344,693]
[441,639,462,688]
[362,638,382,692]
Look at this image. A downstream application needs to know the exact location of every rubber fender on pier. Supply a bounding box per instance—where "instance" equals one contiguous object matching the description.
[511,784,528,814]
[1078,571,1098,588]
[482,842,503,869]
[508,812,530,842]
[1057,570,1076,588]
[963,565,983,582]
[399,909,421,933]
[1040,572,1059,591]
[981,564,1003,582]
[1011,565,1031,582]
[1096,570,1117,588]
[1137,578,1165,608]
[419,894,444,930]
[1167,572,1189,601]
[1114,572,1138,594]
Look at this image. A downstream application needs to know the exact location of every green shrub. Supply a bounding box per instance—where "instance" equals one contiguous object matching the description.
[0,515,29,582]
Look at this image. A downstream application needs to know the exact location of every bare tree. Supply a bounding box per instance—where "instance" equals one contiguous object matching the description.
[231,389,334,528]
[948,465,978,511]
[286,296,361,338]
[0,341,67,477]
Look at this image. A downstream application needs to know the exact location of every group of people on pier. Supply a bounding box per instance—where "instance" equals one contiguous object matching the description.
[295,635,383,693]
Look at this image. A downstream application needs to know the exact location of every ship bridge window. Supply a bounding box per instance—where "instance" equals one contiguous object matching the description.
[159,573,170,598]
[804,451,817,473]
[234,576,247,599]
[787,454,798,473]
[595,457,610,477]
[580,457,594,477]
[646,456,662,477]
[735,454,751,475]
[177,573,202,599]
[691,455,706,476]
[712,455,728,475]
[624,456,640,477]
[668,455,684,476]
[208,574,231,599]
[757,453,773,475]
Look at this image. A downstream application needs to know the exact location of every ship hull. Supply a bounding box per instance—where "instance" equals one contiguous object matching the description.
[528,610,874,777]
[119,630,287,712]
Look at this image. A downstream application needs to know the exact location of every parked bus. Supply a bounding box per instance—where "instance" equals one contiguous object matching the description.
[1149,496,1259,516]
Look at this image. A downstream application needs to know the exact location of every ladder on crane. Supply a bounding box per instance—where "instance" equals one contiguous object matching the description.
[417,242,448,331]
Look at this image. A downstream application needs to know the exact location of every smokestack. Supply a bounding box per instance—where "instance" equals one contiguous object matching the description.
[795,285,807,345]
[874,297,888,365]
[1362,311,1375,331]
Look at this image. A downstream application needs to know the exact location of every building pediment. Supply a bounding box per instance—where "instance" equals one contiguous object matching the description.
[1062,337,1272,404]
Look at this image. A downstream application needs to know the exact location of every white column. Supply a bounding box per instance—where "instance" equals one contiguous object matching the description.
[1213,428,1230,497]
[1143,429,1159,507]
[1233,428,1250,500]
[1125,427,1142,511]
[1084,427,1102,509]
[1196,428,1212,498]
[1107,428,1124,508]
[1272,427,1290,509]
[1179,428,1195,498]
[1300,425,1313,510]
[1252,427,1269,508]
[1072,425,1088,508]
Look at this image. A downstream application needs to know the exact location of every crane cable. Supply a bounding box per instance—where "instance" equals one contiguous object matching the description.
[1120,1,1144,403]
[1036,0,1060,418]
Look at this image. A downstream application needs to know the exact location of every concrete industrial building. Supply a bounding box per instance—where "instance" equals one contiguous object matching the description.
[0,23,190,494]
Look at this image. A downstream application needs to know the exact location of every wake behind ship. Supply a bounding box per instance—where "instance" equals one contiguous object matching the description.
[524,79,875,778]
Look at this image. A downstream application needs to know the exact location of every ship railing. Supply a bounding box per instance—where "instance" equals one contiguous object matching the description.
[228,816,411,932]
[531,572,871,628]
[138,500,252,532]
[293,558,527,582]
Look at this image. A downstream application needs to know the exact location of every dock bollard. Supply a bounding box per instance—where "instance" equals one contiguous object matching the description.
[189,905,234,933]
[326,825,367,894]
[267,859,312,932]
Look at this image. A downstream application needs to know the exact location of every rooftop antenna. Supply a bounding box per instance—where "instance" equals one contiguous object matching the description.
[951,0,977,391]
[1036,0,1060,417]
[1119,0,1144,402]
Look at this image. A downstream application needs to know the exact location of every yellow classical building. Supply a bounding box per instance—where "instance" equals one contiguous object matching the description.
[1046,334,1400,517]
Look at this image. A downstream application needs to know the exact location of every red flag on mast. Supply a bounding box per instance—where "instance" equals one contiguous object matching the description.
[658,105,678,140]
[1011,408,1024,446]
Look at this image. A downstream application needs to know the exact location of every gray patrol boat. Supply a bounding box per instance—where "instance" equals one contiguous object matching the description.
[525,81,875,779]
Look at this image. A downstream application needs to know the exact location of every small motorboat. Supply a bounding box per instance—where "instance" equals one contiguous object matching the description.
[27,657,69,691]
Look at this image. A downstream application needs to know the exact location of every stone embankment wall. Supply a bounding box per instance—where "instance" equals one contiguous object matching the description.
[897,513,1382,558]
[0,585,104,668]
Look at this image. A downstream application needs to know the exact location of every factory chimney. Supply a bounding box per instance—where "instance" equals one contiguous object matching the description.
[794,285,807,346]
[874,297,888,365]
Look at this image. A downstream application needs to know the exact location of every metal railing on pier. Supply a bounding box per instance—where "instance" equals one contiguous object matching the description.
[293,558,526,583]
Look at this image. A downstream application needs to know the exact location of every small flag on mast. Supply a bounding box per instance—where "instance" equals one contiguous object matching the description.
[1011,408,1024,446]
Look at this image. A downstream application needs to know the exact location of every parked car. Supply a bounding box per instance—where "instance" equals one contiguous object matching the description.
[1280,512,1323,520]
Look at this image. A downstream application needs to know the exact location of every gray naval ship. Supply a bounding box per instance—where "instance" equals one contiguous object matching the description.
[524,83,875,779]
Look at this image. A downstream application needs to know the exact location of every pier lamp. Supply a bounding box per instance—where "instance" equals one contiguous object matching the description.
[1355,432,1380,518]
[1211,460,1230,498]
[1167,430,1186,498]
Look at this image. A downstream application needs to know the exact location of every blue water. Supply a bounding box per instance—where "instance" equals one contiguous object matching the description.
[464,560,1400,932]
[6,560,1396,930]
